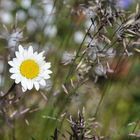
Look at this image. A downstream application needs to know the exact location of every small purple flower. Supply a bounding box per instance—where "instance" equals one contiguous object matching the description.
[117,0,133,9]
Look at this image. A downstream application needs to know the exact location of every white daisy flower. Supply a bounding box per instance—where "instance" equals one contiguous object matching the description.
[8,45,52,92]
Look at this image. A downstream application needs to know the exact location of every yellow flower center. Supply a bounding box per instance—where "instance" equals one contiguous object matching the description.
[20,59,39,79]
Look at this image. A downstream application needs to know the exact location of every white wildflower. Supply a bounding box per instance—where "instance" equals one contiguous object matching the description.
[8,45,52,92]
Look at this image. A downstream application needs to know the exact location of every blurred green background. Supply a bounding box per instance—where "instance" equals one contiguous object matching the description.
[0,0,140,139]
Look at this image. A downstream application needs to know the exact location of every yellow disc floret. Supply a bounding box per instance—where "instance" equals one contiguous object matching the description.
[20,59,39,79]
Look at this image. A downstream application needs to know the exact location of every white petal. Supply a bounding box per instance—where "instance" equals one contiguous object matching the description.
[13,58,21,67]
[18,45,24,53]
[8,59,20,68]
[38,60,45,66]
[39,79,46,86]
[38,51,45,58]
[34,54,45,63]
[22,87,27,92]
[28,46,33,55]
[8,61,15,67]
[34,82,39,91]
[23,50,28,58]
[42,74,50,80]
[36,56,45,64]
[34,52,38,55]
[16,51,24,61]
[15,76,21,84]
[42,62,51,69]
[27,80,33,90]
[46,70,52,74]
[10,74,18,79]
[21,77,27,91]
[9,68,18,73]
[15,51,20,58]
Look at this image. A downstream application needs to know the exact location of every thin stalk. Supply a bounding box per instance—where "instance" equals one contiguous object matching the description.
[64,23,93,83]
[64,16,105,83]
[128,119,140,140]
[94,40,132,117]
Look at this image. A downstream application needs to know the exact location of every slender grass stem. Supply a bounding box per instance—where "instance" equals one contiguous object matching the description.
[64,23,93,83]
[94,40,131,117]
[128,119,140,140]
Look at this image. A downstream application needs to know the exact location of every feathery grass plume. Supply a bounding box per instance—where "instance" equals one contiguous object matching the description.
[0,23,24,56]
[52,110,104,139]
[64,1,140,83]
